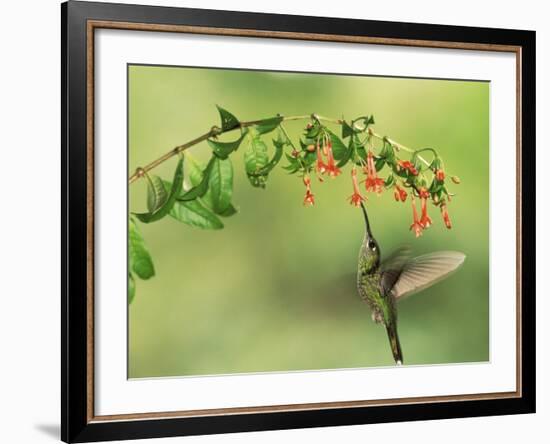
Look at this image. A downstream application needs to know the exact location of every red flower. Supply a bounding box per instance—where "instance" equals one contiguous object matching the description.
[397,160,418,176]
[363,151,385,194]
[303,176,315,206]
[435,168,445,181]
[315,142,328,174]
[419,188,433,228]
[410,197,423,238]
[325,141,342,178]
[393,184,407,202]
[441,203,452,229]
[348,167,366,207]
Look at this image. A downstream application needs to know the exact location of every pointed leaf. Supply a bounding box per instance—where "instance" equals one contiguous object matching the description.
[209,157,233,213]
[186,155,205,188]
[207,132,246,159]
[146,175,168,213]
[134,157,184,223]
[186,155,214,209]
[341,120,354,139]
[129,217,155,280]
[170,199,223,230]
[337,135,358,168]
[218,203,238,217]
[255,116,283,135]
[326,130,347,160]
[244,131,269,187]
[216,105,240,131]
[178,157,215,201]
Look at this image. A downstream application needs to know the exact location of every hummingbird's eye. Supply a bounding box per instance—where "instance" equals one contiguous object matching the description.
[368,241,376,251]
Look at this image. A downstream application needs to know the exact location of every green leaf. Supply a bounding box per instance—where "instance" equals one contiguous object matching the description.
[209,157,233,213]
[186,155,214,209]
[134,157,184,223]
[430,157,442,170]
[178,157,215,201]
[429,179,444,194]
[326,130,347,160]
[146,175,168,213]
[170,199,223,230]
[128,273,135,304]
[129,217,155,280]
[186,156,237,215]
[244,131,269,187]
[304,123,321,139]
[218,203,238,217]
[250,137,284,177]
[216,105,240,131]
[283,153,301,173]
[375,157,385,172]
[385,175,395,187]
[337,134,359,168]
[255,116,283,135]
[207,132,246,159]
[186,155,205,188]
[341,120,354,139]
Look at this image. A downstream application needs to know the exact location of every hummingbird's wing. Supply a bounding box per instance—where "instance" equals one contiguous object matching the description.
[391,251,466,300]
[379,246,412,295]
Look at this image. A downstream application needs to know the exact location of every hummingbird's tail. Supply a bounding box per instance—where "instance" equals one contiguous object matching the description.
[385,324,403,365]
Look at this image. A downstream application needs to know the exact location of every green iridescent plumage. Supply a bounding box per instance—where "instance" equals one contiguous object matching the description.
[356,202,466,365]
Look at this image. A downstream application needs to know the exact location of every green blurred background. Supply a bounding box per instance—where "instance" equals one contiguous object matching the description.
[128,65,489,378]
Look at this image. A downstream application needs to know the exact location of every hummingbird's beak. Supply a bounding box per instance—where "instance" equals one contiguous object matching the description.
[360,202,374,240]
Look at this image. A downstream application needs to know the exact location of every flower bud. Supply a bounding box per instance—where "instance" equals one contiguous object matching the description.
[451,175,461,184]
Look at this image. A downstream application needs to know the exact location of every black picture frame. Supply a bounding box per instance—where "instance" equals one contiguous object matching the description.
[62,1,536,442]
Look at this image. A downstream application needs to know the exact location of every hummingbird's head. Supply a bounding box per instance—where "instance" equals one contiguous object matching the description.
[360,202,381,264]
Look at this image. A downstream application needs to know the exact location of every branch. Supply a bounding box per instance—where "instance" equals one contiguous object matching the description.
[128,113,433,184]
[128,114,316,184]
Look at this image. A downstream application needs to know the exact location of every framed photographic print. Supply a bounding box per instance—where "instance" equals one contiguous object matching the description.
[61,1,536,442]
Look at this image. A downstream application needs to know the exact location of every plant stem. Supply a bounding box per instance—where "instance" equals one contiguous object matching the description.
[368,130,432,168]
[128,114,425,184]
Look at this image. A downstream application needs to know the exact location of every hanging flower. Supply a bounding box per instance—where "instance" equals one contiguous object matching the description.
[441,203,452,229]
[348,167,366,207]
[418,187,433,228]
[316,142,328,175]
[435,168,445,181]
[325,141,342,178]
[303,176,315,206]
[397,159,419,176]
[363,151,385,194]
[410,197,423,238]
[393,184,407,202]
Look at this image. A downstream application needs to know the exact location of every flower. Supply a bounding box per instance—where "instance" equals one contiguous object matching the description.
[348,167,366,207]
[435,168,445,181]
[363,151,385,194]
[418,188,433,228]
[410,197,423,238]
[303,176,315,206]
[397,160,418,176]
[441,203,452,229]
[393,184,407,202]
[325,141,342,177]
[315,142,328,174]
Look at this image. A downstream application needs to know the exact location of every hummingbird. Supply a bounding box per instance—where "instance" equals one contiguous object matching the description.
[356,202,465,365]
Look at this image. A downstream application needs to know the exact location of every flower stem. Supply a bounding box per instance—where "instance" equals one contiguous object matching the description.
[128,114,426,184]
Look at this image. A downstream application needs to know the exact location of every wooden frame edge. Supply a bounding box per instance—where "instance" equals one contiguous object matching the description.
[82,16,527,428]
